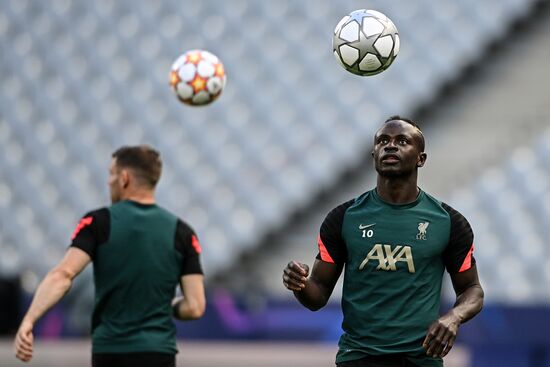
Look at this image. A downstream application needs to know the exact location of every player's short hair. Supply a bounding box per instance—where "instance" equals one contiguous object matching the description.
[112,145,162,188]
[384,115,425,151]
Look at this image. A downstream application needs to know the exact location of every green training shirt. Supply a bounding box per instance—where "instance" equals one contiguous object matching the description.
[317,189,475,366]
[70,200,203,354]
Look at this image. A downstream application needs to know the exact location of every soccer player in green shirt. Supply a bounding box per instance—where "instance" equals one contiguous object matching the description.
[283,117,484,367]
[15,145,206,367]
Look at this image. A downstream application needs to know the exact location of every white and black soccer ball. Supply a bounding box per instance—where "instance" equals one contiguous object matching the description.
[169,49,226,106]
[333,9,400,76]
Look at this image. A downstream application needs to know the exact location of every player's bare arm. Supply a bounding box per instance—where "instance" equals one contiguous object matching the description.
[283,259,343,311]
[14,247,91,362]
[172,274,206,320]
[423,265,484,358]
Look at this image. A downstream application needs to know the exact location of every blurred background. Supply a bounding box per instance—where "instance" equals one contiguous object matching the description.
[1,0,550,366]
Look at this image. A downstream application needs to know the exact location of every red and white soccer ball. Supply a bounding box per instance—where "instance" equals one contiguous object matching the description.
[333,9,400,76]
[169,49,226,106]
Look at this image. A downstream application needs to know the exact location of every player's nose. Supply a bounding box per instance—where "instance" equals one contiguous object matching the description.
[384,141,398,151]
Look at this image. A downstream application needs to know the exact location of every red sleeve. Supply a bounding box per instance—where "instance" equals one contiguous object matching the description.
[70,208,109,260]
[442,203,476,274]
[315,199,354,264]
[175,219,204,275]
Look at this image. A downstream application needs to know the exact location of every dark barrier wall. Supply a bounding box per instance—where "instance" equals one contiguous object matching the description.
[0,277,21,335]
[18,288,550,366]
[176,291,550,366]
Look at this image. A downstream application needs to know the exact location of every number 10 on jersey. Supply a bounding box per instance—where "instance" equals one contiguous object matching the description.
[362,229,374,238]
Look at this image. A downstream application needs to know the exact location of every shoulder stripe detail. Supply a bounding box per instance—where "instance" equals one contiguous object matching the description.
[458,243,475,272]
[317,235,335,264]
[191,235,202,254]
[71,216,93,240]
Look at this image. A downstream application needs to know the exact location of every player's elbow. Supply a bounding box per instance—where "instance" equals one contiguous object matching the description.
[305,303,325,312]
[476,285,485,310]
[188,309,204,320]
[175,297,206,320]
[188,300,206,320]
[48,268,74,290]
[468,283,484,308]
[295,287,331,311]
[459,283,484,316]
[300,297,328,312]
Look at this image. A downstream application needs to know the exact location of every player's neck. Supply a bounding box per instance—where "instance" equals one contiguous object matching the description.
[376,175,419,204]
[121,189,156,205]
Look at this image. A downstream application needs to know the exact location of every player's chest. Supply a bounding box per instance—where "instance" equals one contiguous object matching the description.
[342,208,450,271]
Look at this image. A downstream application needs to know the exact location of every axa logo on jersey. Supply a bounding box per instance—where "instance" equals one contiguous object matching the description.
[358,244,415,273]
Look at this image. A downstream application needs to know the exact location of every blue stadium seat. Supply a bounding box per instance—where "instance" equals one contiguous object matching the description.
[0,0,542,302]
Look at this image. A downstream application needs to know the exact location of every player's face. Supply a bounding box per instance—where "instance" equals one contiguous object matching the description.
[373,120,426,177]
[108,158,122,203]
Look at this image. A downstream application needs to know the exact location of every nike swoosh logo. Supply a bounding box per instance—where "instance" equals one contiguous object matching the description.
[358,223,376,230]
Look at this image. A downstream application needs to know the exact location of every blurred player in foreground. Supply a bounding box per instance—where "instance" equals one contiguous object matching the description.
[283,117,484,367]
[15,145,206,367]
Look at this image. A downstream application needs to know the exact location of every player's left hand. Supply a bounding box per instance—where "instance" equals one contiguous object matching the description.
[14,319,34,362]
[422,312,461,358]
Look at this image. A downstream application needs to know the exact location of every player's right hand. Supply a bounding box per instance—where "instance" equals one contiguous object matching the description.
[14,319,34,362]
[283,261,309,291]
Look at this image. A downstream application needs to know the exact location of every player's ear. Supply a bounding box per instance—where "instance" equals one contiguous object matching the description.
[371,151,374,157]
[417,152,427,168]
[120,169,130,188]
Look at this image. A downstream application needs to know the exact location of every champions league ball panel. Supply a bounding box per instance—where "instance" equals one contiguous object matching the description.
[206,77,224,94]
[361,17,384,38]
[339,45,360,67]
[334,16,350,35]
[197,61,216,78]
[200,50,219,64]
[339,21,360,43]
[178,64,196,82]
[169,49,226,106]
[374,35,394,58]
[366,9,389,22]
[333,9,399,77]
[394,34,401,56]
[359,53,382,72]
[176,83,194,100]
